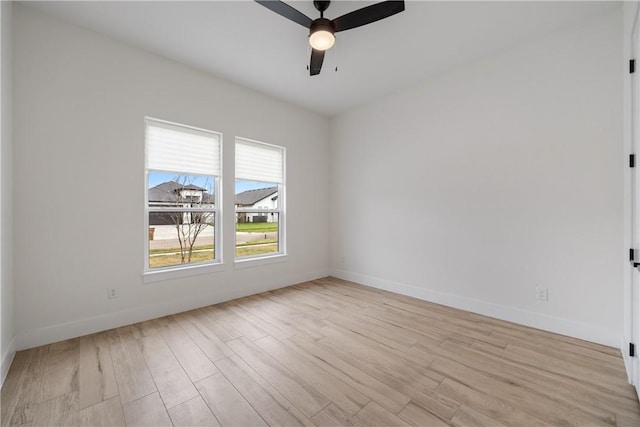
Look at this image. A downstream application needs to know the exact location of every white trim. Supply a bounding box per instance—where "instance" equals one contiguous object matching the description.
[235,208,280,213]
[622,335,633,381]
[626,0,640,396]
[15,269,329,351]
[331,269,620,348]
[1,336,15,388]
[622,333,640,401]
[234,254,288,269]
[148,207,216,213]
[143,261,225,283]
[217,134,224,265]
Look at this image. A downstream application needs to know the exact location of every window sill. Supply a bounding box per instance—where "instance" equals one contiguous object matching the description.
[234,253,288,269]
[143,262,225,283]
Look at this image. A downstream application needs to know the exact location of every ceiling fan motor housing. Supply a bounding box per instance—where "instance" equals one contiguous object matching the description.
[310,18,335,38]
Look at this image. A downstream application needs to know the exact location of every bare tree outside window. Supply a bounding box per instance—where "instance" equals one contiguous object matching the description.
[169,175,214,264]
[148,173,215,268]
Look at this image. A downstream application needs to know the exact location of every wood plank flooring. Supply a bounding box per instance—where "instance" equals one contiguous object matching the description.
[2,277,639,426]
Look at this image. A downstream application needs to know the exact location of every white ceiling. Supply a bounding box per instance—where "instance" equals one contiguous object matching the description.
[26,1,618,117]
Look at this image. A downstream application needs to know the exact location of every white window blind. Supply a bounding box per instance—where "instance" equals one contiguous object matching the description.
[146,119,221,176]
[235,138,284,184]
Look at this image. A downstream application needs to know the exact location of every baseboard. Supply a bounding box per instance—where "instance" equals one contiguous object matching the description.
[15,266,619,351]
[16,269,329,350]
[622,336,633,382]
[331,269,620,348]
[621,336,640,401]
[1,335,16,388]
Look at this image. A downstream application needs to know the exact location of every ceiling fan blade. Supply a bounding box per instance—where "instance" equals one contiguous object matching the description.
[332,1,404,33]
[309,49,325,76]
[255,0,313,28]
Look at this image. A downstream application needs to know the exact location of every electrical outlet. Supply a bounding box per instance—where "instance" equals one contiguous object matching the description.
[535,286,548,302]
[108,288,118,299]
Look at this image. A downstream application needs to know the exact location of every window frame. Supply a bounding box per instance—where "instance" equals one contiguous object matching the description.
[234,137,286,264]
[143,117,223,281]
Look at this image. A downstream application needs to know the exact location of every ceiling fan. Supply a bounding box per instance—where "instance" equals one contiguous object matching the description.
[256,1,405,76]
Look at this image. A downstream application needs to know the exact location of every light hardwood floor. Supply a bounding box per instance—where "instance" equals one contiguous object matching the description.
[2,277,639,426]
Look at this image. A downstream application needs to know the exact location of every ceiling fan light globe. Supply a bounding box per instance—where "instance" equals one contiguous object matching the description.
[309,30,335,51]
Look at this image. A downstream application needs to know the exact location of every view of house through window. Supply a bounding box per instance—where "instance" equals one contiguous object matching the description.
[235,180,280,257]
[235,138,285,259]
[145,119,221,271]
[148,173,216,268]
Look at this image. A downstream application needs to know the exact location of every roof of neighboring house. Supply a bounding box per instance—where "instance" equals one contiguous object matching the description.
[235,186,278,206]
[149,181,214,203]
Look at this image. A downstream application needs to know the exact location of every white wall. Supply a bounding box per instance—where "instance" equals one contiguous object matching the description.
[1,0,15,385]
[9,3,628,354]
[12,5,329,349]
[330,8,624,347]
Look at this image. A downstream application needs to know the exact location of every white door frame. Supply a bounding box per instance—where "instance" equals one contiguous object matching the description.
[630,1,640,399]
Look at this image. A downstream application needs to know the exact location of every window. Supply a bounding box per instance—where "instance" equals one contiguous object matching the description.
[235,138,285,260]
[145,118,221,273]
